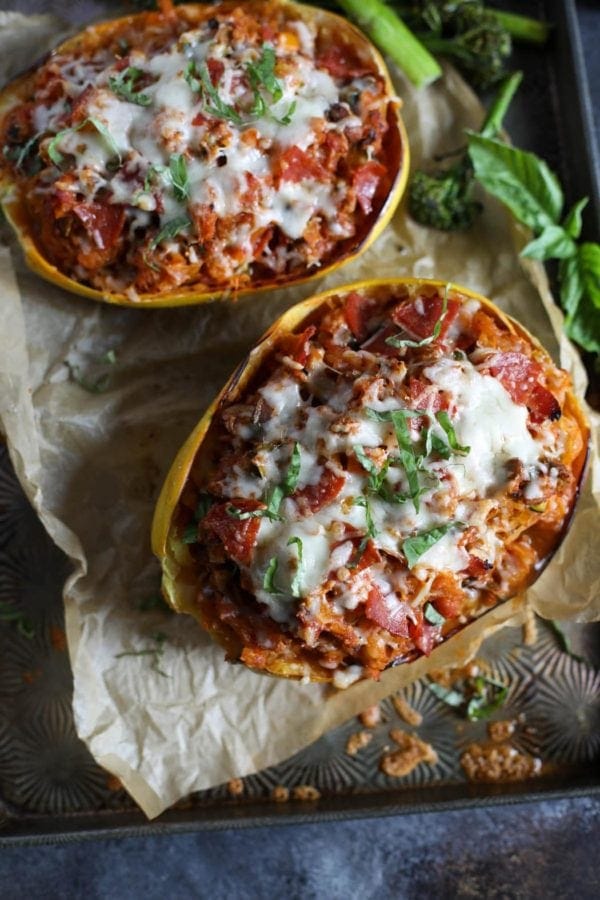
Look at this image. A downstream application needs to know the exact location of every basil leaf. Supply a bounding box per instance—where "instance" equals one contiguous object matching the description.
[521,224,576,261]
[425,428,451,460]
[562,197,589,240]
[273,100,296,127]
[579,242,600,310]
[149,215,191,251]
[427,681,464,708]
[468,132,563,232]
[465,676,507,721]
[195,62,243,124]
[283,442,302,495]
[263,556,281,594]
[169,153,189,202]
[108,66,152,106]
[365,408,426,422]
[559,255,584,317]
[390,411,422,512]
[246,45,283,102]
[435,411,470,455]
[402,522,461,569]
[3,131,43,172]
[287,536,304,597]
[195,495,213,521]
[354,444,389,493]
[264,485,285,521]
[353,495,377,539]
[386,287,449,349]
[48,117,122,167]
[424,602,445,626]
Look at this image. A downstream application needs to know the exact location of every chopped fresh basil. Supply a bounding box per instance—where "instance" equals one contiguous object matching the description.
[427,674,507,721]
[195,495,213,521]
[246,45,283,103]
[435,410,470,455]
[3,131,43,173]
[187,61,244,125]
[424,602,445,626]
[354,444,390,494]
[273,100,296,127]
[149,215,191,251]
[385,286,449,349]
[48,116,122,167]
[169,153,189,202]
[108,66,152,106]
[402,522,462,569]
[283,442,302,495]
[353,495,377,541]
[287,536,304,597]
[264,485,285,521]
[465,676,508,721]
[263,556,281,594]
[365,407,428,511]
[0,601,34,639]
[423,425,452,460]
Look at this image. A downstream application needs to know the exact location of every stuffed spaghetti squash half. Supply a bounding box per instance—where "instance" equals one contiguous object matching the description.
[153,278,589,686]
[0,0,407,306]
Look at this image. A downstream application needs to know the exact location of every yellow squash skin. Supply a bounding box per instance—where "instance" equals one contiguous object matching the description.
[0,1,409,308]
[152,278,590,681]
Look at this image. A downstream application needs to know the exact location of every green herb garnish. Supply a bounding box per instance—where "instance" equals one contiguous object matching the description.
[385,287,449,349]
[188,61,244,124]
[246,45,282,102]
[183,522,199,544]
[263,556,281,594]
[108,66,152,106]
[427,674,508,721]
[169,153,189,202]
[435,410,470,456]
[3,131,43,173]
[287,536,304,597]
[354,445,390,494]
[402,522,462,569]
[149,215,191,251]
[48,116,122,167]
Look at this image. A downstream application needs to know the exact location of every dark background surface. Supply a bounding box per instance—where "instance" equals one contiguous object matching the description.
[1,2,599,897]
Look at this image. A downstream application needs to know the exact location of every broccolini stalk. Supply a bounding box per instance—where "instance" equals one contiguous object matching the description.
[494,10,550,45]
[336,0,442,88]
[408,70,522,231]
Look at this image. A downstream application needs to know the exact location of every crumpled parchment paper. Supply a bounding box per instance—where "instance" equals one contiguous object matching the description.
[0,11,598,819]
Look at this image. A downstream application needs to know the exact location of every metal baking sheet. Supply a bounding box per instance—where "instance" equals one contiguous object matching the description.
[0,0,598,844]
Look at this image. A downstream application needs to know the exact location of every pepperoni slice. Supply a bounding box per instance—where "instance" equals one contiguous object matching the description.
[72,202,126,250]
[203,498,263,566]
[278,146,327,183]
[353,161,387,215]
[484,352,561,424]
[365,585,410,637]
[294,468,345,514]
[391,294,460,343]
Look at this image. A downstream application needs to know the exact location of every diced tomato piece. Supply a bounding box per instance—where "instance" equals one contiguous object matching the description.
[430,573,463,618]
[72,202,126,250]
[278,146,327,183]
[316,44,368,78]
[484,352,561,424]
[408,612,440,656]
[344,291,373,342]
[192,112,208,126]
[203,499,263,566]
[294,468,345,514]
[365,585,410,637]
[353,162,387,215]
[206,58,225,86]
[391,294,460,343]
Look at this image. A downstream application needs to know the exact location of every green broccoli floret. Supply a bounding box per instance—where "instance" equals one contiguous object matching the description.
[408,70,522,231]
